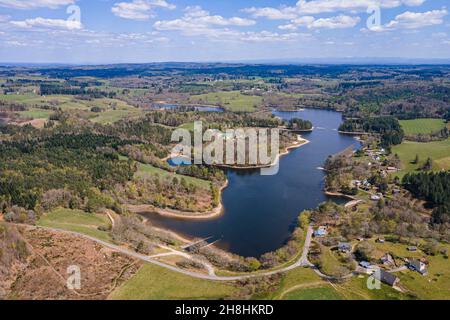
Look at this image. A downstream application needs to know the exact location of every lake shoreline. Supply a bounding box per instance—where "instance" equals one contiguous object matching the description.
[132,136,310,220]
[127,179,229,220]
[323,190,357,201]
[213,135,310,170]
[142,109,360,257]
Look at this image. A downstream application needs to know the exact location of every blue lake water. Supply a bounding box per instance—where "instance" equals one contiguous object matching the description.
[145,109,360,257]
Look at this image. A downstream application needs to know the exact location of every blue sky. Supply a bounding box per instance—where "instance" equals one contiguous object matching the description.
[0,0,449,63]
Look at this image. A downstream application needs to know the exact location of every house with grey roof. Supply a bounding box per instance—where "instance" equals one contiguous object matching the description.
[408,259,428,276]
[373,269,400,287]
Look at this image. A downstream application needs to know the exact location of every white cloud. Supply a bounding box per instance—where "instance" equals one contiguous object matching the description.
[279,15,361,30]
[243,0,426,19]
[111,0,175,21]
[154,5,256,36]
[242,6,298,20]
[0,0,75,9]
[295,0,426,15]
[371,9,448,31]
[4,40,27,46]
[239,31,311,42]
[0,27,172,50]
[154,6,310,43]
[10,17,82,30]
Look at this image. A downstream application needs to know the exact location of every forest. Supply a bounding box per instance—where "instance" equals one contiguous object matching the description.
[39,84,116,98]
[403,172,450,225]
[0,131,135,212]
[339,116,404,147]
[287,118,313,131]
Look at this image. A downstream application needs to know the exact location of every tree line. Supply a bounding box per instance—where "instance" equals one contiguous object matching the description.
[403,172,450,225]
[339,116,404,147]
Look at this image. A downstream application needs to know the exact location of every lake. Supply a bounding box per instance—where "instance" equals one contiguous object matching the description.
[144,109,360,257]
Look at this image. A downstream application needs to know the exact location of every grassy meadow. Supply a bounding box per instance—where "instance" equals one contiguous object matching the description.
[283,286,342,300]
[109,263,236,300]
[37,208,112,242]
[1,93,143,123]
[135,162,211,189]
[391,138,450,177]
[189,91,262,112]
[399,118,447,135]
[369,239,450,300]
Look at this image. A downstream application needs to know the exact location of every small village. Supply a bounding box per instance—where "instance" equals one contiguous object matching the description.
[307,137,448,295]
[311,224,431,291]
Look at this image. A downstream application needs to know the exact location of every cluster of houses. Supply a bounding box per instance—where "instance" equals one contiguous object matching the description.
[351,179,372,190]
[312,225,430,290]
[313,226,353,253]
[380,166,400,179]
[358,255,429,289]
[351,176,400,201]
[364,148,386,162]
[352,146,401,195]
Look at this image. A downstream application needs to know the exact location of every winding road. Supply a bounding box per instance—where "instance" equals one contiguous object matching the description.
[20,224,315,282]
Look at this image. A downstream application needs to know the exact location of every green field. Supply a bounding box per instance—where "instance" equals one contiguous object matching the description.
[0,94,85,110]
[369,240,450,300]
[189,91,262,112]
[90,109,142,124]
[254,266,321,299]
[400,118,447,135]
[398,248,450,300]
[334,276,413,300]
[1,93,142,123]
[109,263,236,300]
[315,244,354,277]
[19,108,53,119]
[178,121,195,131]
[135,162,211,189]
[37,208,112,242]
[283,286,342,300]
[391,138,450,177]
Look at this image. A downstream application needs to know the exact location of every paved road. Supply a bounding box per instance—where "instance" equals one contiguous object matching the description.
[390,266,408,273]
[21,224,316,281]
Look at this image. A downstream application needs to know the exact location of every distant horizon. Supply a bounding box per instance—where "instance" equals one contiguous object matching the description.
[2,57,450,67]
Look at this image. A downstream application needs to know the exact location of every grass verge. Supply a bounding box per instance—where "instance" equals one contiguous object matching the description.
[109,263,236,300]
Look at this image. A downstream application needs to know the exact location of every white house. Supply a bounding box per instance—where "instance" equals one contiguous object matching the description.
[408,259,428,276]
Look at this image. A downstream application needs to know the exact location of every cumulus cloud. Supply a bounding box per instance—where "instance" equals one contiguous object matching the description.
[0,0,75,9]
[10,17,82,30]
[370,8,448,31]
[239,31,311,42]
[295,0,426,14]
[111,0,175,20]
[242,6,298,20]
[243,0,426,19]
[153,6,310,43]
[154,5,256,32]
[279,15,361,30]
[1,27,171,50]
